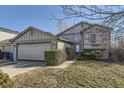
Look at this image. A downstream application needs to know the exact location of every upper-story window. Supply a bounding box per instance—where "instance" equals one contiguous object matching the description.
[90,33,101,45]
[75,34,80,41]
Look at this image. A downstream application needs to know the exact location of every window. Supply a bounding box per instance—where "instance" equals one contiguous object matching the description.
[51,42,56,49]
[75,34,80,41]
[90,33,100,45]
[91,34,96,44]
[76,44,80,52]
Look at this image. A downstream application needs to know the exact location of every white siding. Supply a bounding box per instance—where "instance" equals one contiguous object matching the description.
[0,31,18,53]
[2,45,12,52]
[0,44,12,52]
[0,31,17,41]
[57,41,72,50]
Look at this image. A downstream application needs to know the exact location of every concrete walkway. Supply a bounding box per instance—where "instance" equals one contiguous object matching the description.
[45,61,75,69]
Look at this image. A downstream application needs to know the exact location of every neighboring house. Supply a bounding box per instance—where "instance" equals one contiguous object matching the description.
[10,26,73,62]
[0,27,19,52]
[57,21,112,59]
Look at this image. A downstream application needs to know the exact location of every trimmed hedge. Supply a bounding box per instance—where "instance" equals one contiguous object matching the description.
[78,49,102,60]
[0,70,14,88]
[44,50,66,66]
[65,47,75,60]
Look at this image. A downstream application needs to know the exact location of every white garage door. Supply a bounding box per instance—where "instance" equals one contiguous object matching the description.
[17,43,51,61]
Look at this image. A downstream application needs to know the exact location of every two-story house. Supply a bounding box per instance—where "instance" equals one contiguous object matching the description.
[57,21,112,59]
[10,21,112,62]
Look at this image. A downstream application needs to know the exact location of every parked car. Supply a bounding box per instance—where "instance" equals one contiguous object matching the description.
[0,50,4,59]
[0,50,13,60]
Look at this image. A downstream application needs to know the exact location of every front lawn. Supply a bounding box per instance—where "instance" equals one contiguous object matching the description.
[13,60,124,88]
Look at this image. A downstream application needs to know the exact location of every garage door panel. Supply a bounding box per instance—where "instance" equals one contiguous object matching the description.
[17,43,51,61]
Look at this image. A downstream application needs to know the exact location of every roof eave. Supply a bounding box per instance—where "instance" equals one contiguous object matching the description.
[56,21,113,36]
[56,37,73,44]
[10,26,55,43]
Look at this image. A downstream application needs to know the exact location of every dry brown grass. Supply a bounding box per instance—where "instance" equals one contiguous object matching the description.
[13,60,124,88]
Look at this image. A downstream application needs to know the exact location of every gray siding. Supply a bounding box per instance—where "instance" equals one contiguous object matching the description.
[60,34,75,42]
[83,26,110,50]
[58,22,111,59]
[59,24,110,50]
[12,29,54,62]
[14,29,52,42]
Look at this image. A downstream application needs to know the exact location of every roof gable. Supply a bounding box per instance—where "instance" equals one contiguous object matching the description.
[10,26,55,42]
[56,21,113,36]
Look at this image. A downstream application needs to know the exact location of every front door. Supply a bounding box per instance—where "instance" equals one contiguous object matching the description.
[75,44,80,53]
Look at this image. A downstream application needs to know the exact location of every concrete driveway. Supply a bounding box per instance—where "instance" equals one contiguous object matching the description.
[0,60,74,78]
[0,61,46,78]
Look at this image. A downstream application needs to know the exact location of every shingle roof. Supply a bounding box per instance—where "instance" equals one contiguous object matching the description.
[0,27,19,34]
[56,21,113,36]
[10,26,73,44]
[56,37,73,44]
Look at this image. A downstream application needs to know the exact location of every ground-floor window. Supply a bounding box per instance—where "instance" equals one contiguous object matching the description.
[51,42,56,49]
[76,44,80,52]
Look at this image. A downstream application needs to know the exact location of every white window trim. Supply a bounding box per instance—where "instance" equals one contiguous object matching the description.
[89,33,101,45]
[75,34,80,41]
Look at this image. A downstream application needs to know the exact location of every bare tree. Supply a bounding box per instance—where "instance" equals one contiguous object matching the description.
[53,6,124,35]
[52,5,124,48]
[57,20,68,33]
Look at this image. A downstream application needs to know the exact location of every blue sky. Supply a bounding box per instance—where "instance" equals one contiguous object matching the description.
[0,5,82,35]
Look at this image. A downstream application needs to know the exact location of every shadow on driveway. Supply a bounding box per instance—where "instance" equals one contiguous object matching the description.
[0,60,46,78]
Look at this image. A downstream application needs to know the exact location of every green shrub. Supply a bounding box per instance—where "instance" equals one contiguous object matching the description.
[65,47,75,60]
[78,49,102,60]
[45,50,66,66]
[0,70,14,88]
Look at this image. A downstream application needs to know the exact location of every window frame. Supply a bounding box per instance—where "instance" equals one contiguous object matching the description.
[75,34,80,41]
[89,33,101,45]
[51,42,57,49]
[75,44,80,52]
